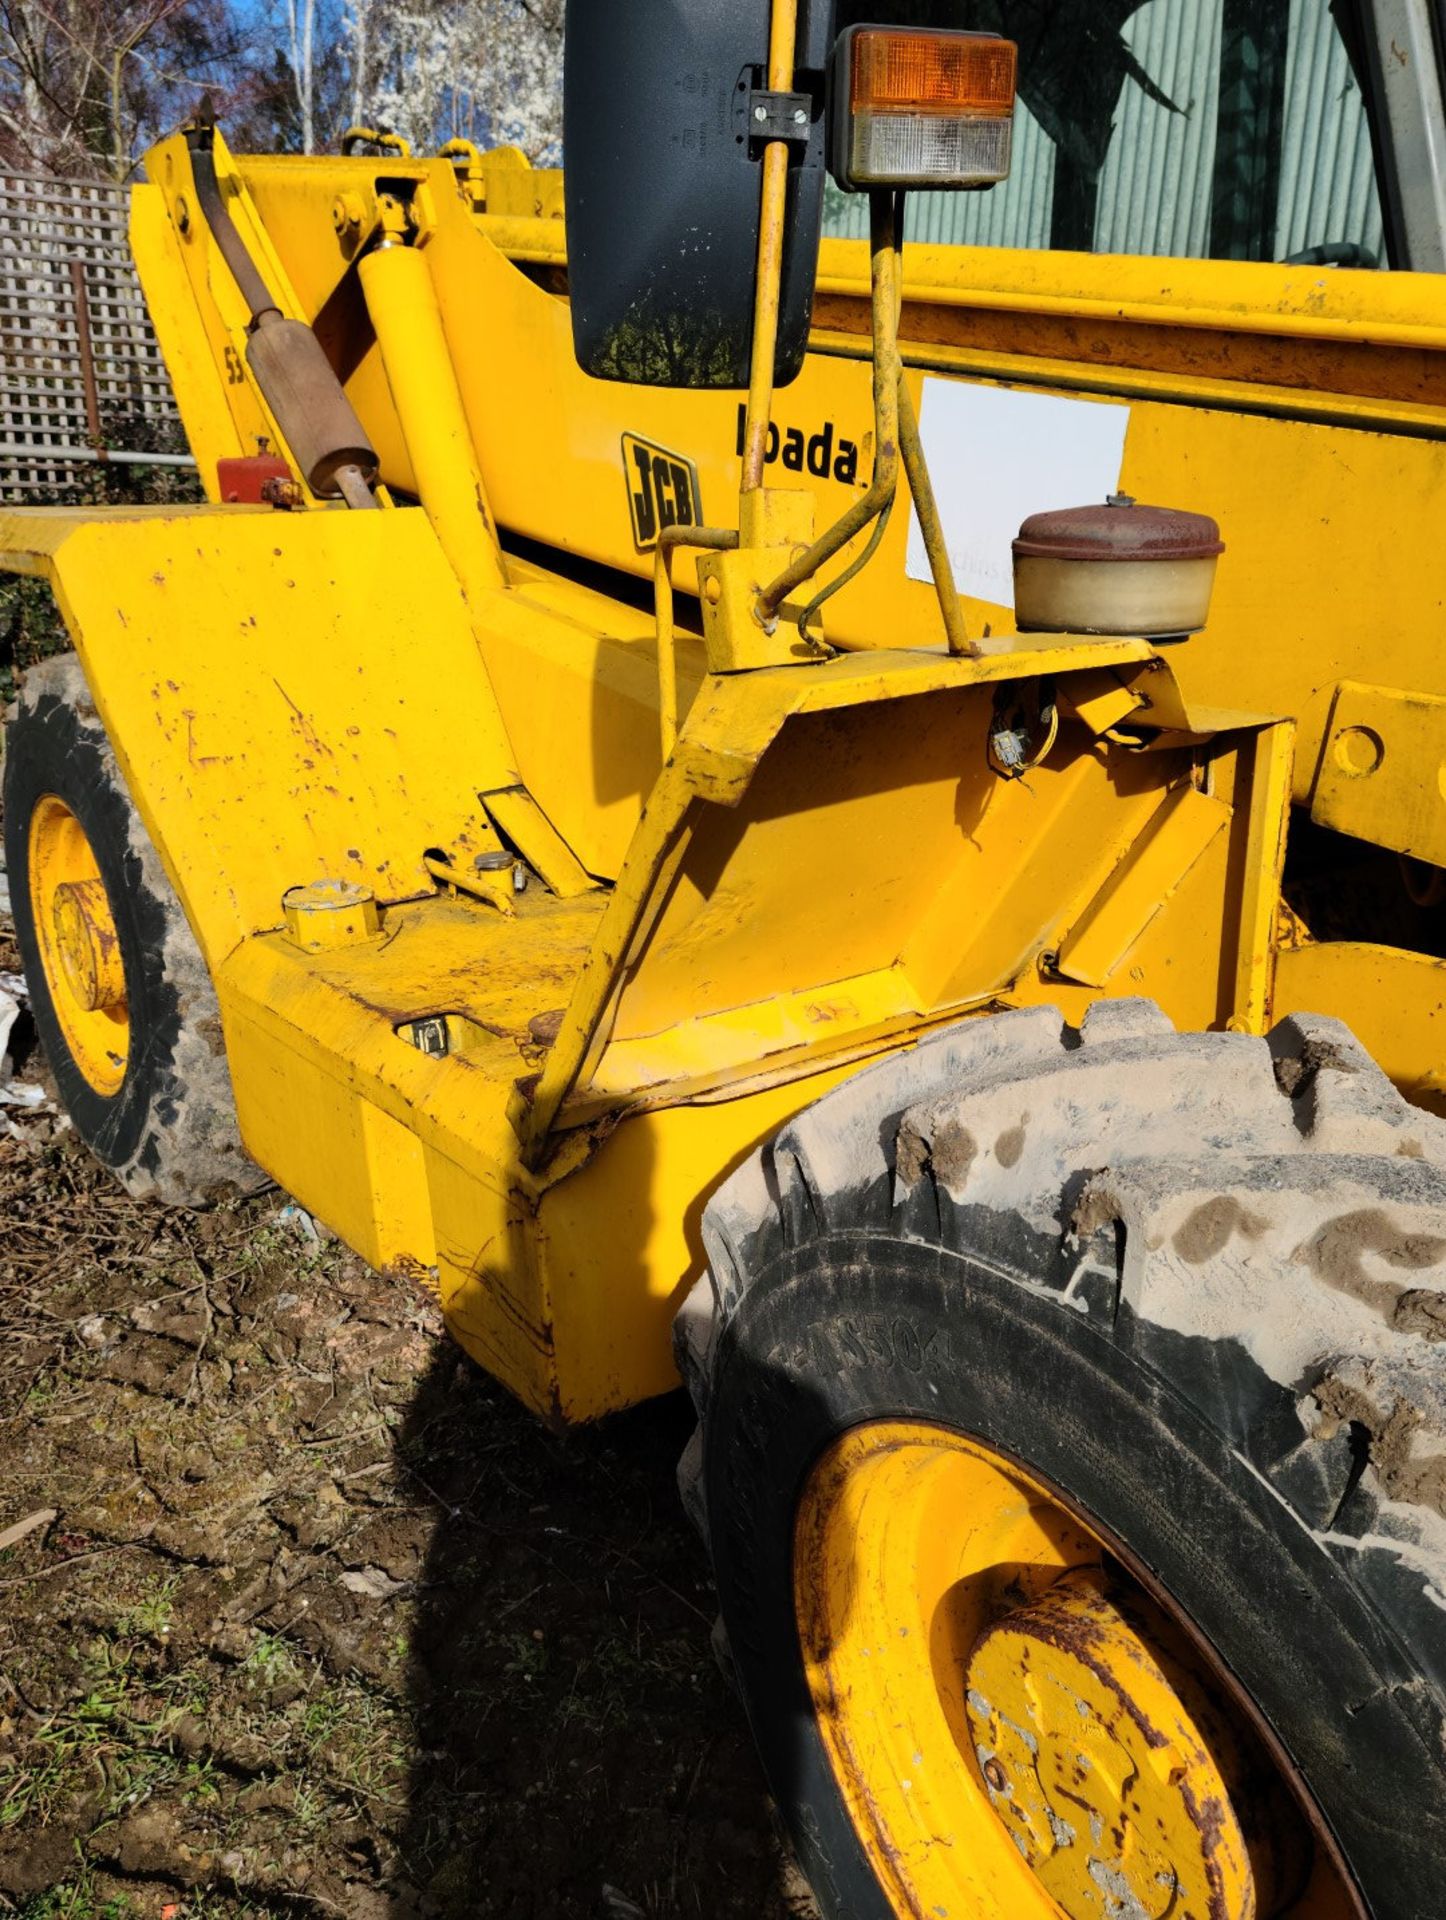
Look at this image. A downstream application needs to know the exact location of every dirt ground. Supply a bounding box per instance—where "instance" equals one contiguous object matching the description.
[0,908,817,1917]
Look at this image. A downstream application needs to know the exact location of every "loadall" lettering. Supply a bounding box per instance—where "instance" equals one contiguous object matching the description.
[735,405,860,486]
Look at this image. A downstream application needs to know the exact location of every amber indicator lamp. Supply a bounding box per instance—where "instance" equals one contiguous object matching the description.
[831,25,1018,190]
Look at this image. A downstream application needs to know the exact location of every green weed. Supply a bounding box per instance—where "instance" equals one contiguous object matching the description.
[239,1633,298,1690]
[115,1574,180,1641]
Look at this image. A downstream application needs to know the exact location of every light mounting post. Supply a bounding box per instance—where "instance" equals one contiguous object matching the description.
[749,23,1016,652]
[739,0,802,506]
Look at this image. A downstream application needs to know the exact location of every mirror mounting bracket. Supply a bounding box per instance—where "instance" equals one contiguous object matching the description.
[747,88,814,145]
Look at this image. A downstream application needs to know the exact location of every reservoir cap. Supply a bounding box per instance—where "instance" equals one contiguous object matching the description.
[1014,495,1224,562]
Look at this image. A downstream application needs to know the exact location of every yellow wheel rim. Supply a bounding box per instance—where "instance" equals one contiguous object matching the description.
[794,1421,1359,1920]
[27,794,130,1097]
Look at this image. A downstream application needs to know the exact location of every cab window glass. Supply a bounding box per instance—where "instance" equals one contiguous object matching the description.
[824,0,1385,266]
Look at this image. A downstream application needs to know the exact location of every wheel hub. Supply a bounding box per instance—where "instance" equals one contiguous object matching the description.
[27,793,131,1096]
[51,877,126,1013]
[965,1569,1255,1920]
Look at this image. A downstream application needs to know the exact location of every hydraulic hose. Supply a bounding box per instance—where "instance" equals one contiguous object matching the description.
[186,104,378,507]
[186,106,279,326]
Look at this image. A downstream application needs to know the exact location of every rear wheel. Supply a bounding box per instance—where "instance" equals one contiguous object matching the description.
[4,654,265,1204]
[677,1000,1446,1920]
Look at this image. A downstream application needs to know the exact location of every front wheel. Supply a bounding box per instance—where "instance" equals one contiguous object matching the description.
[4,654,265,1204]
[677,1000,1446,1920]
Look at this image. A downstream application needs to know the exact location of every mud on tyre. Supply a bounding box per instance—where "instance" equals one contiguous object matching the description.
[677,998,1446,1920]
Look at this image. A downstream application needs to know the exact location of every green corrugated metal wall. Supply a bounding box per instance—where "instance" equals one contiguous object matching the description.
[822,0,1384,264]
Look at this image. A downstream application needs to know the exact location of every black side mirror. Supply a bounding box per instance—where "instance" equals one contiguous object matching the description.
[564,0,834,389]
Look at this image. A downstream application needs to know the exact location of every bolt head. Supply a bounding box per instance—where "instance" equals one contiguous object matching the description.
[753,105,768,122]
[793,108,808,124]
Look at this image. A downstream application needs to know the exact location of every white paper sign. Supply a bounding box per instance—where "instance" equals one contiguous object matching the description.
[906,379,1130,608]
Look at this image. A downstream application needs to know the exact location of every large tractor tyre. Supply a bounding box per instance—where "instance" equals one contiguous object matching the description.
[4,655,266,1205]
[676,999,1446,1920]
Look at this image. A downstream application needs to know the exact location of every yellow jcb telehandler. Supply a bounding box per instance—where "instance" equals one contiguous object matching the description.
[4,1,1445,1913]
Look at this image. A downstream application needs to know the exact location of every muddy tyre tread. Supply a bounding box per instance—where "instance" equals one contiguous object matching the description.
[678,998,1446,1920]
[4,654,266,1206]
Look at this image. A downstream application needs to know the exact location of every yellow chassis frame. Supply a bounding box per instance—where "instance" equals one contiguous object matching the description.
[28,114,1446,1421]
[0,494,1289,1420]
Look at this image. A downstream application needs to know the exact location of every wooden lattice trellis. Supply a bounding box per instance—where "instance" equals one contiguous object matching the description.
[0,173,188,499]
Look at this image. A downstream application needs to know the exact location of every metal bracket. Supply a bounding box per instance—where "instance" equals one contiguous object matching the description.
[748,90,813,143]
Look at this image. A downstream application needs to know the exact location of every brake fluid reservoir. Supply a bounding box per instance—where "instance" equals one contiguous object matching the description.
[1012,493,1224,638]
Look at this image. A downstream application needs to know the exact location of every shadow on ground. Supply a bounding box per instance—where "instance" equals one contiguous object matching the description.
[393,1351,811,1919]
[0,1083,813,1918]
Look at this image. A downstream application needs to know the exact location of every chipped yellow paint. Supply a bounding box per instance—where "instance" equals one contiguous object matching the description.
[967,1572,1255,1920]
[0,505,519,960]
[282,878,382,952]
[52,880,126,1014]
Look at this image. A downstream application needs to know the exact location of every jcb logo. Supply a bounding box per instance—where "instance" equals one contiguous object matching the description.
[622,433,701,550]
